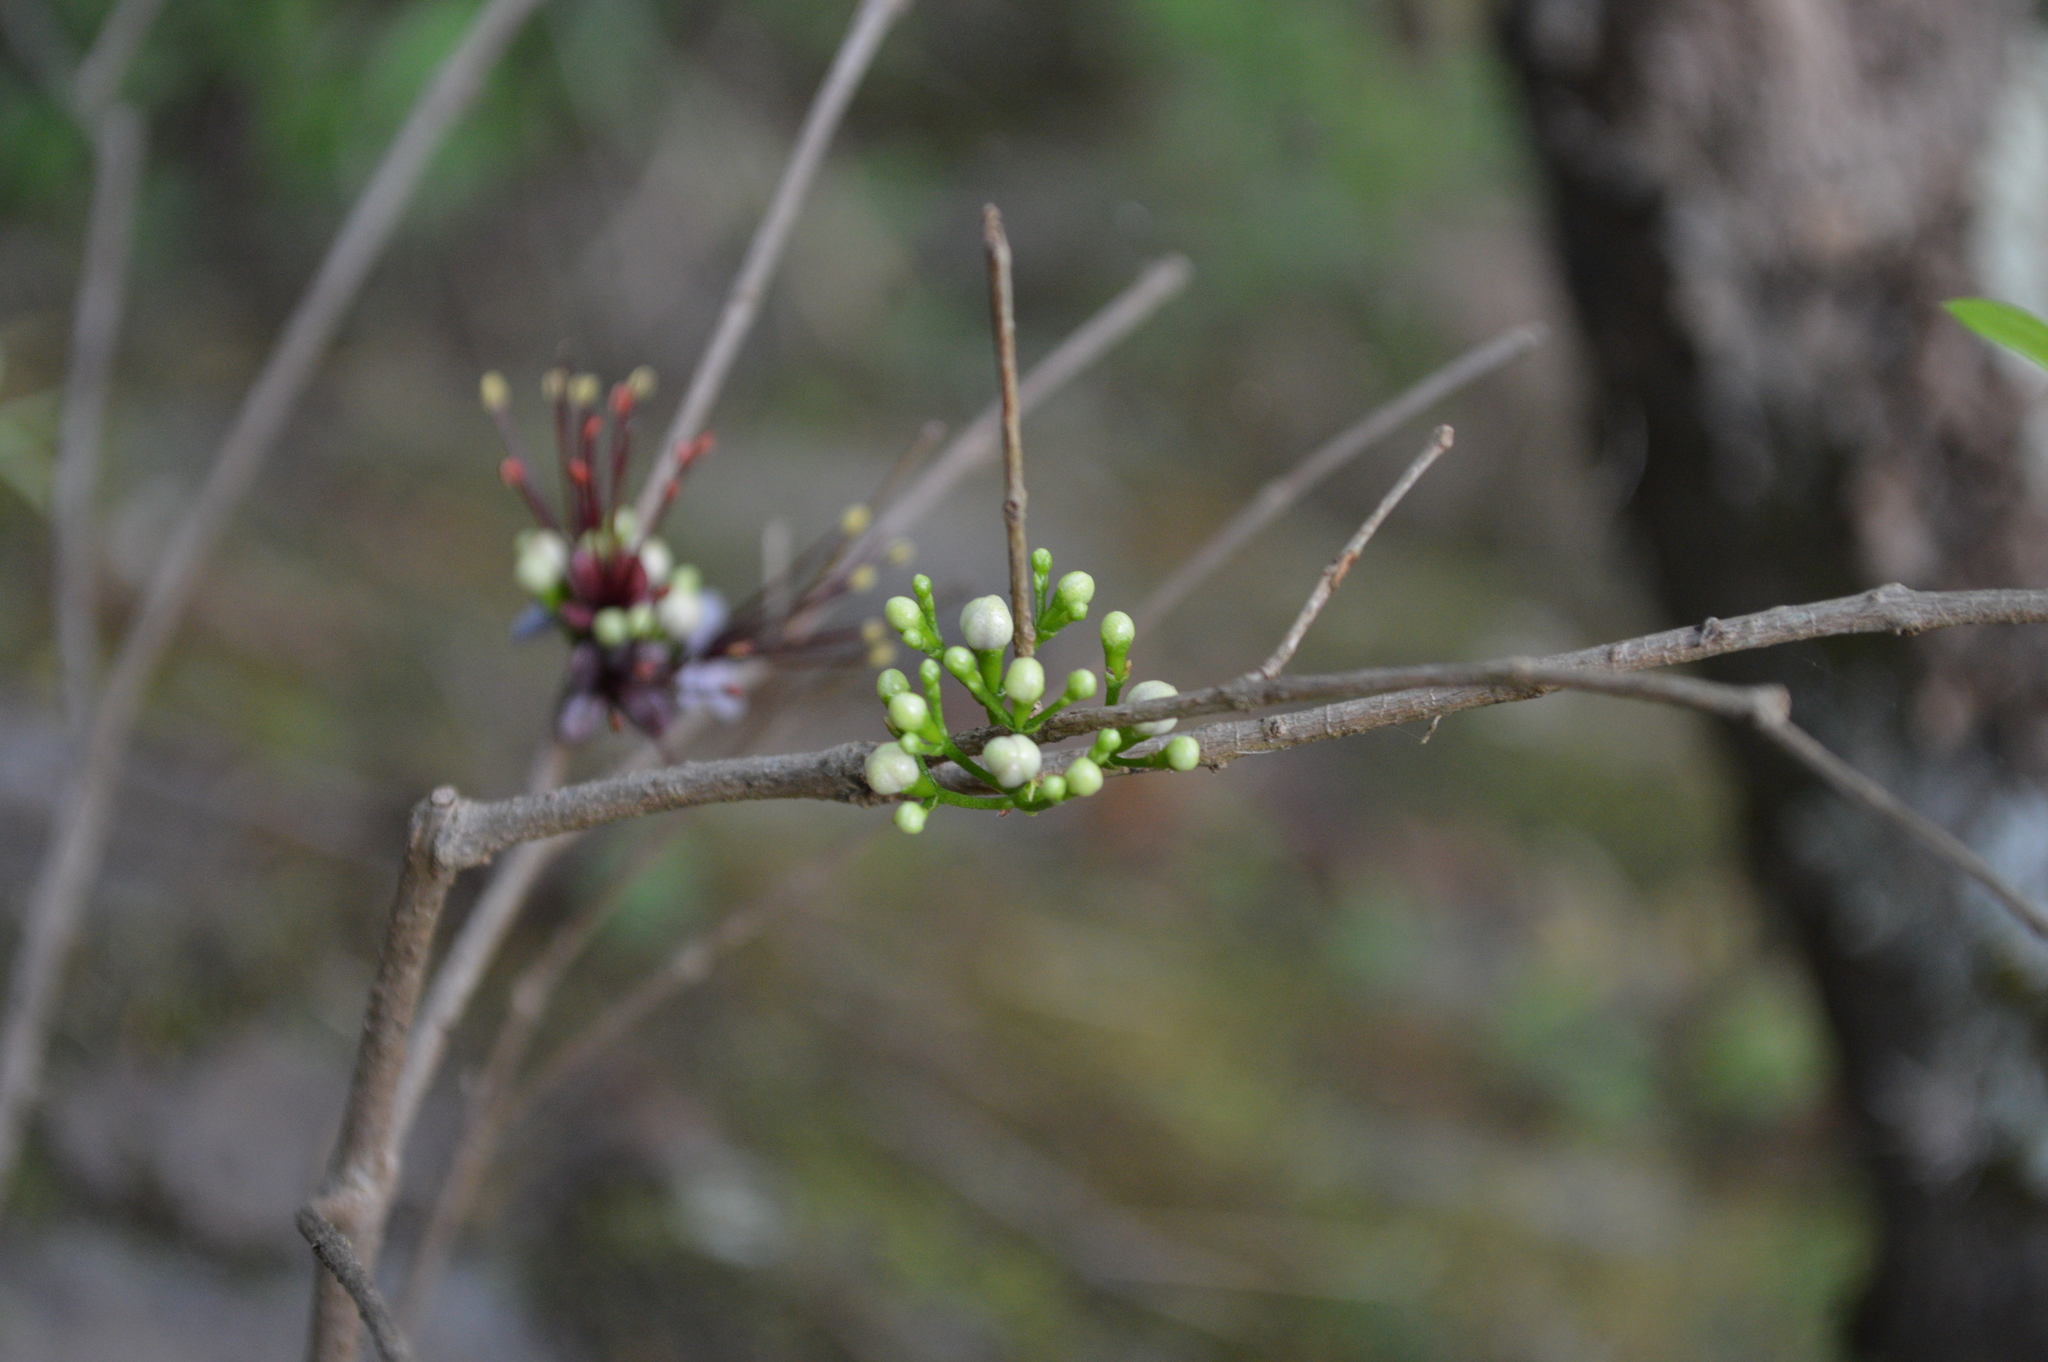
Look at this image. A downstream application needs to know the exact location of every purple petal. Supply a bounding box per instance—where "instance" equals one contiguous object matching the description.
[555,692,608,744]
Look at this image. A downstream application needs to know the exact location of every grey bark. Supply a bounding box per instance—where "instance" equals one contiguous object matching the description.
[1502,1,2048,1356]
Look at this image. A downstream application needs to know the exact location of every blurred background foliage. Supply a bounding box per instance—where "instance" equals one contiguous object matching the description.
[0,0,1862,1358]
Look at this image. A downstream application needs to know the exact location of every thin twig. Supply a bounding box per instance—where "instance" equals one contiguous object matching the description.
[983,205,1034,657]
[1759,718,2048,936]
[1425,665,2048,940]
[71,0,168,120]
[842,254,1192,581]
[634,0,911,526]
[1138,323,1544,630]
[296,1209,415,1362]
[398,821,687,1327]
[0,0,549,1217]
[1257,424,1454,678]
[53,102,145,736]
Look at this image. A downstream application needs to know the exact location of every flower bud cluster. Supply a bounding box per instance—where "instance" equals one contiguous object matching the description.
[864,547,1204,833]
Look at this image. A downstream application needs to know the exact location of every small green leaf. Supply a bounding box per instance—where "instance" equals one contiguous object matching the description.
[1945,297,2048,372]
[0,389,58,515]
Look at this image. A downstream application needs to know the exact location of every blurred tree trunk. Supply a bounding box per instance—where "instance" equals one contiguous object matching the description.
[1501,1,2048,1357]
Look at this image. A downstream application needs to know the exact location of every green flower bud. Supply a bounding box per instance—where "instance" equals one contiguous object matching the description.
[981,734,1043,789]
[864,742,921,796]
[1004,657,1046,706]
[626,602,658,638]
[887,691,930,734]
[1055,571,1095,613]
[884,596,923,634]
[961,595,1013,652]
[877,668,911,700]
[1127,679,1179,735]
[920,657,943,688]
[894,802,929,834]
[1100,610,1135,653]
[898,733,931,756]
[610,507,640,544]
[1089,729,1124,762]
[514,529,569,596]
[592,607,631,648]
[944,646,979,685]
[1031,547,1053,575]
[1039,775,1068,803]
[1065,756,1104,797]
[1164,735,1201,771]
[1064,669,1097,701]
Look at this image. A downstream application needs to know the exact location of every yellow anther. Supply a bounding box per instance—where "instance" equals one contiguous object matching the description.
[839,503,872,535]
[866,642,898,669]
[886,538,914,565]
[860,617,887,643]
[479,371,509,412]
[627,365,657,399]
[568,373,601,408]
[849,564,878,593]
[540,368,568,400]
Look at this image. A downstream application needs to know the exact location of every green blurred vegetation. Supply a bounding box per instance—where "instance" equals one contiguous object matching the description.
[0,1,1863,1358]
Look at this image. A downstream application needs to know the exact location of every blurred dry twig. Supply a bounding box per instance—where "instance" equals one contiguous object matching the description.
[1138,322,1544,631]
[1257,424,1456,677]
[634,0,912,527]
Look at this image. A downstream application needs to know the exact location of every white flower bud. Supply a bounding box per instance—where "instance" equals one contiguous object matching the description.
[637,537,673,586]
[887,691,930,734]
[894,802,928,834]
[1127,679,1179,735]
[657,582,705,640]
[864,742,921,796]
[592,607,631,648]
[610,507,640,543]
[514,529,569,596]
[627,602,658,638]
[1004,657,1045,706]
[1065,756,1104,797]
[885,595,923,634]
[877,668,911,699]
[1164,735,1200,770]
[960,595,1013,652]
[1055,571,1095,611]
[981,734,1043,789]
